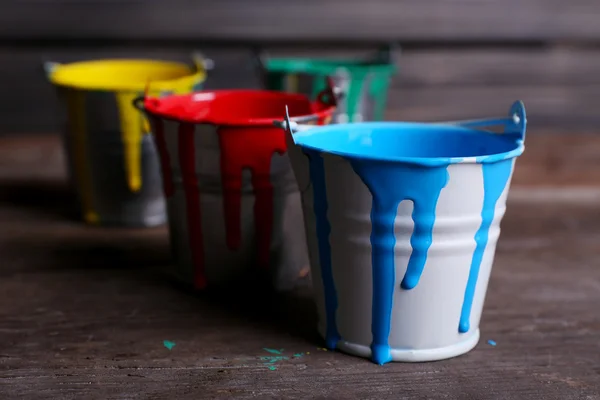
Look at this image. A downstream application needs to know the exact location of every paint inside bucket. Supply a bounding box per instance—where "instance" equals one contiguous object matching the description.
[291,122,523,164]
[285,104,526,364]
[142,90,335,125]
[48,59,202,91]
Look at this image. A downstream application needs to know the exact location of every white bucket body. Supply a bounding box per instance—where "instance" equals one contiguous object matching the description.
[283,102,526,364]
[148,118,310,291]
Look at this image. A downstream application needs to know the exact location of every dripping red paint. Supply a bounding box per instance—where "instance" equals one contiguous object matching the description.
[143,89,336,288]
[177,122,207,289]
[218,126,286,268]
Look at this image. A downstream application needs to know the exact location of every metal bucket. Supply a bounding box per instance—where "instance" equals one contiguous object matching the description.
[134,83,338,290]
[45,55,213,226]
[255,45,398,123]
[276,101,527,364]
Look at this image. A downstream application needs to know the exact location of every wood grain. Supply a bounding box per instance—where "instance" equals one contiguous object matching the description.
[0,135,599,399]
[2,0,600,42]
[2,46,600,133]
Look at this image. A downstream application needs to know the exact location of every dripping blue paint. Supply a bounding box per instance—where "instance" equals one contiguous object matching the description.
[288,101,526,365]
[350,160,449,364]
[459,158,514,333]
[304,149,340,350]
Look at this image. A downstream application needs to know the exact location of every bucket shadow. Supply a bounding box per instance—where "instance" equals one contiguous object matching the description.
[159,271,321,345]
[3,228,320,346]
[0,178,77,220]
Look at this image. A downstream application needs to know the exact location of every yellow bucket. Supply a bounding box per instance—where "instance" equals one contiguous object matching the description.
[46,55,211,226]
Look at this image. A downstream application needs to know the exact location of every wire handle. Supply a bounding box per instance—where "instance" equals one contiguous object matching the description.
[42,60,61,79]
[441,101,527,142]
[191,52,215,73]
[272,77,339,133]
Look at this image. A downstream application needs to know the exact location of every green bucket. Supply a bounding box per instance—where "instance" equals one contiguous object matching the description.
[255,45,398,123]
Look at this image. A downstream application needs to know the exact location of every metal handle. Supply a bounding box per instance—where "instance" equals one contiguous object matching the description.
[251,47,269,87]
[132,96,146,113]
[279,105,313,136]
[272,77,339,133]
[372,43,400,65]
[42,60,61,78]
[440,101,527,141]
[191,52,215,73]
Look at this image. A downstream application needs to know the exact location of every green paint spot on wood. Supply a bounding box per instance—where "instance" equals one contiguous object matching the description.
[163,340,176,350]
[263,348,283,355]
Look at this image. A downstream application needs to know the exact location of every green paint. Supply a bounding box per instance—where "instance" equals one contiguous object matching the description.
[261,348,308,371]
[262,56,397,122]
[369,73,392,120]
[263,348,283,355]
[261,356,288,362]
[163,340,176,350]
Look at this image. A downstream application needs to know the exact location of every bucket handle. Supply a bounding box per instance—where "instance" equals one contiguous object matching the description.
[441,101,527,142]
[279,100,527,144]
[42,60,61,79]
[272,77,340,132]
[132,96,146,113]
[371,43,401,65]
[251,46,268,86]
[191,52,215,73]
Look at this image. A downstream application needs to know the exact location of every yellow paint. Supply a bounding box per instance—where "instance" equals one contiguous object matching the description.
[48,59,205,92]
[65,89,99,224]
[115,92,144,191]
[48,59,207,193]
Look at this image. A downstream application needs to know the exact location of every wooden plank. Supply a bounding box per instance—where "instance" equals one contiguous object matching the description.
[0,47,263,134]
[397,47,600,87]
[2,45,600,133]
[387,85,600,129]
[1,134,600,399]
[3,132,599,188]
[1,0,600,42]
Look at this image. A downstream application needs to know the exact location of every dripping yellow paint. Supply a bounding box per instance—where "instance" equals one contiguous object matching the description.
[48,59,207,193]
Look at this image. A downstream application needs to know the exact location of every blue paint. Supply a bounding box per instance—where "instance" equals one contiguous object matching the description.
[305,149,340,350]
[459,159,513,333]
[288,102,526,365]
[351,160,448,364]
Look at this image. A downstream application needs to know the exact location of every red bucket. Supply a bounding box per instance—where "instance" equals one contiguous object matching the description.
[134,83,338,290]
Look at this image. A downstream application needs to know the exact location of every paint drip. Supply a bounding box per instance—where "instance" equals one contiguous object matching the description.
[153,122,287,287]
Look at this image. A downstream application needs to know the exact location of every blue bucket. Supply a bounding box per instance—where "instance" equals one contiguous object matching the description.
[276,101,527,364]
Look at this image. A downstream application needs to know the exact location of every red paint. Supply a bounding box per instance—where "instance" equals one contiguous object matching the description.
[218,126,286,269]
[177,122,207,289]
[142,90,335,126]
[150,117,175,197]
[142,88,337,286]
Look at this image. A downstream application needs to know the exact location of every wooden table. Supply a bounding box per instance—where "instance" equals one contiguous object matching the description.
[1,134,599,399]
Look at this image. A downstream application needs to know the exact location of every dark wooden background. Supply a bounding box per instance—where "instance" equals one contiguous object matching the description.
[1,0,600,134]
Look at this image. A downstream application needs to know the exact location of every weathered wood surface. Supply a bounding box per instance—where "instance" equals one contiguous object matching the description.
[2,0,600,41]
[2,45,600,133]
[0,134,599,399]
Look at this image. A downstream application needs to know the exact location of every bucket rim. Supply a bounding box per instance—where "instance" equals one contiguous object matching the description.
[47,58,205,92]
[139,89,337,127]
[263,57,397,75]
[290,121,525,166]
